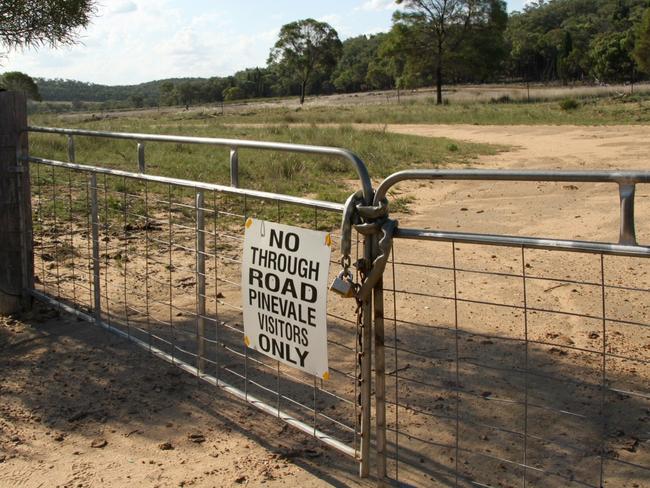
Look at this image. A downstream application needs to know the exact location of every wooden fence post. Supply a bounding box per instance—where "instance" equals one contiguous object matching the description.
[0,91,33,314]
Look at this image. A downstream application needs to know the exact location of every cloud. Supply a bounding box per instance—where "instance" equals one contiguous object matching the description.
[2,0,396,85]
[318,14,350,35]
[358,0,396,11]
[109,1,138,14]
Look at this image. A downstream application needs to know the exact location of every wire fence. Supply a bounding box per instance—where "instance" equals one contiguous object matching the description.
[381,239,650,487]
[30,157,365,460]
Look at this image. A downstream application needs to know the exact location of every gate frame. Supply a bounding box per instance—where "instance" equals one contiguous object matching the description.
[371,168,650,482]
[3,92,377,477]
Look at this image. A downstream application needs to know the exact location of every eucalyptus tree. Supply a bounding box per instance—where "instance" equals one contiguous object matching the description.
[0,0,95,52]
[395,0,507,104]
[268,19,342,104]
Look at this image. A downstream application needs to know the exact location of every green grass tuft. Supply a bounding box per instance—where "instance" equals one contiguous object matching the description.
[559,98,580,111]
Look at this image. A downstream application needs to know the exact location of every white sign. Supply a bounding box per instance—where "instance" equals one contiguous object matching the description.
[241,218,332,379]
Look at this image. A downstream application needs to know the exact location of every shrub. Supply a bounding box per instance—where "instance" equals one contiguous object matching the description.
[490,94,511,104]
[559,98,579,111]
[222,86,245,101]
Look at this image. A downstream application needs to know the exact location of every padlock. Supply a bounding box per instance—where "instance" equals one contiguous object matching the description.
[330,270,356,298]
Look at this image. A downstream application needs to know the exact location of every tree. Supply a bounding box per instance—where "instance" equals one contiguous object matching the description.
[365,57,395,90]
[268,19,342,104]
[0,71,41,100]
[394,0,495,104]
[222,86,245,101]
[129,94,144,108]
[590,30,636,83]
[159,81,177,106]
[0,0,96,51]
[332,34,386,92]
[634,8,650,74]
[176,81,197,108]
[380,20,431,90]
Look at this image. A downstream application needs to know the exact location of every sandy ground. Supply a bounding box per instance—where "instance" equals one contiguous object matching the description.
[0,305,364,488]
[362,124,650,242]
[2,123,650,487]
[380,124,649,170]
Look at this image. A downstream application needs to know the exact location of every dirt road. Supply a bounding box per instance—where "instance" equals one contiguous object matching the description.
[370,124,650,243]
[380,124,649,170]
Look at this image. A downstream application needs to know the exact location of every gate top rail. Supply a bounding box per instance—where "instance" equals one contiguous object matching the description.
[25,156,345,212]
[375,169,650,257]
[374,169,650,204]
[27,125,374,204]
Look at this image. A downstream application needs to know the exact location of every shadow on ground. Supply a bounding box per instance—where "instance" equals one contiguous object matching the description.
[0,302,366,487]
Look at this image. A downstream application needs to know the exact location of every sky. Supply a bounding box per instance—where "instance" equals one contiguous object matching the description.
[2,0,529,86]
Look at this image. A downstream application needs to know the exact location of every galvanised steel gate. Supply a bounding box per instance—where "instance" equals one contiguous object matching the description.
[374,170,650,487]
[2,106,648,485]
[22,126,374,474]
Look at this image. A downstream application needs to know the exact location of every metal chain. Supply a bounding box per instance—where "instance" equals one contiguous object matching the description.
[355,295,364,444]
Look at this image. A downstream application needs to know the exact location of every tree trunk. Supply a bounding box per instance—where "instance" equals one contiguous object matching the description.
[436,63,443,105]
[436,40,443,105]
[300,80,306,105]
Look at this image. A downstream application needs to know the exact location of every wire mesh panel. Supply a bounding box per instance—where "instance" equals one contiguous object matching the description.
[32,163,95,314]
[383,237,650,487]
[30,160,364,460]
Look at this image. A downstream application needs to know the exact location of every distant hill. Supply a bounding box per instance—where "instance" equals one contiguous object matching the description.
[35,77,207,104]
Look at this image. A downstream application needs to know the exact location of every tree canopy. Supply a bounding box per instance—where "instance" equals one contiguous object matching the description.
[0,71,41,100]
[392,0,508,104]
[507,0,647,83]
[268,19,342,104]
[332,34,390,92]
[634,8,650,74]
[0,0,96,50]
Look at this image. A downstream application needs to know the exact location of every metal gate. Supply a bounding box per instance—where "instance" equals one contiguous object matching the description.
[23,126,374,473]
[7,117,650,485]
[373,170,650,487]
